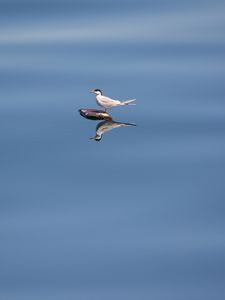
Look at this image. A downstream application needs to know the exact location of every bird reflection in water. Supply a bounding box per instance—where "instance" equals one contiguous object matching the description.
[79,109,136,142]
[90,120,136,141]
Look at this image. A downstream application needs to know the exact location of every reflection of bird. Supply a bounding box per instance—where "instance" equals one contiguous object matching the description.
[90,89,136,111]
[90,120,136,141]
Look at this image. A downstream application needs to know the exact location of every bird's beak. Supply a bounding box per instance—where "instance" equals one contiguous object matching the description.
[90,90,95,93]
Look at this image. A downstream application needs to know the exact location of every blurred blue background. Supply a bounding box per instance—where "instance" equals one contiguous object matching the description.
[1,0,225,299]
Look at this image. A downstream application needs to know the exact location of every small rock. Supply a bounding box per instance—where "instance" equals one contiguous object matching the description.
[79,108,112,121]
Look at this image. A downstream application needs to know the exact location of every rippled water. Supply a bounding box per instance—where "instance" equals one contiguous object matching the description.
[1,0,225,299]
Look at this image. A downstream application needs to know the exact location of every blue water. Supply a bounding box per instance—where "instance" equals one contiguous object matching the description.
[1,0,225,299]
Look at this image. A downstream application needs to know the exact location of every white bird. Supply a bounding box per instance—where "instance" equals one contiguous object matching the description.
[90,120,136,141]
[90,89,136,111]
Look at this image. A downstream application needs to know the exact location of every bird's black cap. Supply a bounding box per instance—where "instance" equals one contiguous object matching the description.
[94,89,102,94]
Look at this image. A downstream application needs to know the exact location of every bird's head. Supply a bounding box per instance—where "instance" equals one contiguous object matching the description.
[90,88,102,96]
[90,134,102,141]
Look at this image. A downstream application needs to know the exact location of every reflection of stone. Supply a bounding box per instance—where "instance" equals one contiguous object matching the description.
[79,108,112,121]
[90,121,136,142]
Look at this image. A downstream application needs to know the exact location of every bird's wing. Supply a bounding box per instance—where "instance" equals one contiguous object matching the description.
[101,96,120,104]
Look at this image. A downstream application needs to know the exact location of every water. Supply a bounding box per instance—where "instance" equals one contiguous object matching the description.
[1,0,225,299]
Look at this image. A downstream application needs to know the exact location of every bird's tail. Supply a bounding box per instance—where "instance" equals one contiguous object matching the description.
[118,122,137,127]
[121,99,136,105]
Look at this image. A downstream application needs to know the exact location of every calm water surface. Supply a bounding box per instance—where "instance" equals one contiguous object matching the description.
[0,0,225,299]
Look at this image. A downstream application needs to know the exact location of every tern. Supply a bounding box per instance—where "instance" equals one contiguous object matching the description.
[90,89,136,111]
[90,120,136,141]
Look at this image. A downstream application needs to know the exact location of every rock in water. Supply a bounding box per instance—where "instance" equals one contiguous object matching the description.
[79,109,112,121]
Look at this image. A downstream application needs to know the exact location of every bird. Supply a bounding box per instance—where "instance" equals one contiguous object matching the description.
[90,89,136,111]
[90,120,136,141]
